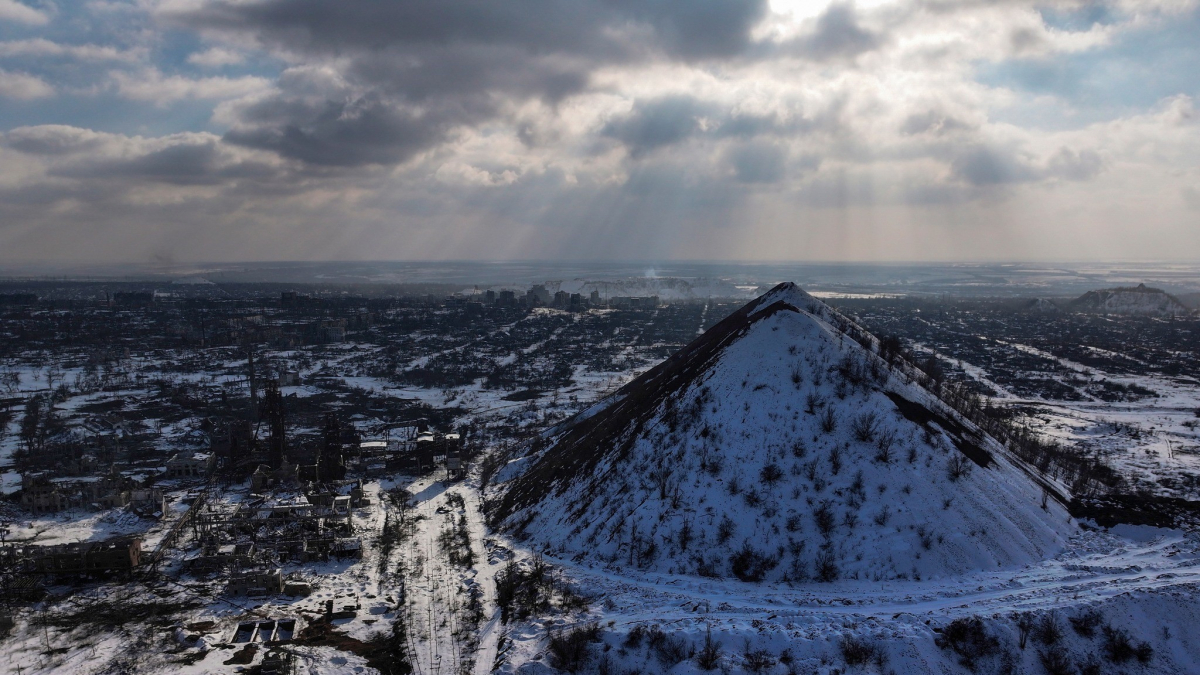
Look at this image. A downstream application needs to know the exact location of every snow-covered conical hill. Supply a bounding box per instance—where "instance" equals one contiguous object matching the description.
[489,283,1073,582]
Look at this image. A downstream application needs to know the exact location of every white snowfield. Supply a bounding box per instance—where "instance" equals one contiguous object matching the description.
[492,284,1073,584]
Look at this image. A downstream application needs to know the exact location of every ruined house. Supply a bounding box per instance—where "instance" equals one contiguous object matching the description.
[166,451,215,479]
[7,537,142,575]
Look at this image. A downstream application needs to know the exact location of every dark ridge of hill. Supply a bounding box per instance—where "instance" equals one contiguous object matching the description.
[490,287,814,524]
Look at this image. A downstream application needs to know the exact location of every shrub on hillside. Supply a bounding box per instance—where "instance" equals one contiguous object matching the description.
[695,628,721,670]
[548,623,601,673]
[850,411,878,442]
[730,542,778,582]
[839,635,878,666]
[936,618,999,670]
[1068,609,1103,638]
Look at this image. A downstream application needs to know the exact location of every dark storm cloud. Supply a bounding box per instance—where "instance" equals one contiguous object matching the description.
[52,141,229,185]
[602,96,714,156]
[164,0,769,167]
[175,0,768,63]
[49,140,286,186]
[223,95,454,167]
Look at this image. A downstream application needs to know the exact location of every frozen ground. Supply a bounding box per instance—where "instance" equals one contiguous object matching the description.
[3,289,1200,674]
[2,454,1200,675]
[937,338,1200,497]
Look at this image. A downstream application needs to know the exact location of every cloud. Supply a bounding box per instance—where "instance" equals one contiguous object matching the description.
[157,0,776,169]
[0,0,1198,263]
[950,143,1104,186]
[3,124,108,154]
[0,39,142,62]
[186,47,245,67]
[602,96,714,156]
[900,109,978,136]
[2,125,295,196]
[724,141,789,183]
[0,0,47,25]
[224,95,454,167]
[111,68,271,105]
[0,68,53,99]
[167,0,769,62]
[781,2,882,61]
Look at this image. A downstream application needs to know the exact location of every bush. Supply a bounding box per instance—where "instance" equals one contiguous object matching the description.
[873,505,891,527]
[814,549,839,582]
[730,542,778,582]
[760,463,784,486]
[947,454,972,481]
[820,406,837,434]
[623,624,646,648]
[651,631,692,665]
[742,645,776,673]
[695,628,721,670]
[716,516,736,544]
[813,501,836,536]
[1038,649,1073,675]
[839,635,877,666]
[1033,614,1062,646]
[548,623,601,673]
[1101,625,1151,664]
[1068,609,1102,638]
[936,618,999,670]
[850,412,878,443]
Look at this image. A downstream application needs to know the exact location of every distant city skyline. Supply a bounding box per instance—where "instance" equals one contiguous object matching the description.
[1,0,1199,263]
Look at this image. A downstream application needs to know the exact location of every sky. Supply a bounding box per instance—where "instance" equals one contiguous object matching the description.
[0,0,1197,265]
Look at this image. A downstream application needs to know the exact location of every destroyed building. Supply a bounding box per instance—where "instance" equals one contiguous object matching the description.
[3,538,142,576]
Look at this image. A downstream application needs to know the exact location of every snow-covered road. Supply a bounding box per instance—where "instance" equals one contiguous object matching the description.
[530,525,1200,629]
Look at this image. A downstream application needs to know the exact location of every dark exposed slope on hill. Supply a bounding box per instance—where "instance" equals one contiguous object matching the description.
[492,287,815,523]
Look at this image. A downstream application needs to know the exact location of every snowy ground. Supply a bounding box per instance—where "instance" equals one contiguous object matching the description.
[936,338,1200,497]
[3,444,1200,675]
[3,298,1200,674]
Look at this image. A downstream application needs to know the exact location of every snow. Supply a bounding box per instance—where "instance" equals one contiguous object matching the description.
[3,282,1200,675]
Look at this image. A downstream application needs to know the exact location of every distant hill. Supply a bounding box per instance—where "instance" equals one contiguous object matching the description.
[1024,298,1060,313]
[489,283,1071,583]
[1069,283,1192,316]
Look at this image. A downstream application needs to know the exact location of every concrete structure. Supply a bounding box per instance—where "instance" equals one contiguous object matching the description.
[166,451,215,479]
[130,487,166,516]
[6,537,142,575]
[20,471,132,514]
[227,568,284,596]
